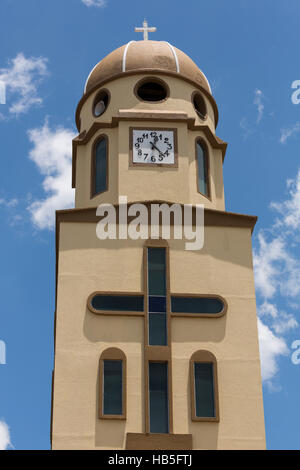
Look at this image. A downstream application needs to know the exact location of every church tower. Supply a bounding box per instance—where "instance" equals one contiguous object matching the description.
[51,26,266,450]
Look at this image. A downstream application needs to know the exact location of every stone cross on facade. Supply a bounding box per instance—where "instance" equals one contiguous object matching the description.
[135,19,157,40]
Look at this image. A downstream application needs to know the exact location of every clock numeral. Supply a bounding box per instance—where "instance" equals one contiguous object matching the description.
[135,143,140,149]
[143,153,148,160]
[151,156,156,163]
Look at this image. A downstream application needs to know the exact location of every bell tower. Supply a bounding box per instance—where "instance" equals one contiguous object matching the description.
[51,31,266,450]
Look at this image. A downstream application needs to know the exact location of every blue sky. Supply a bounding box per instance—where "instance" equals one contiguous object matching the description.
[0,0,300,450]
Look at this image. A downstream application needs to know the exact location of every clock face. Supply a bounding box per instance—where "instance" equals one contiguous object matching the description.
[131,128,176,166]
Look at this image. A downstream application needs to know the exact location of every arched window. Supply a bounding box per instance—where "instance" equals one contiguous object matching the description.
[196,139,210,198]
[99,348,126,419]
[91,136,108,197]
[190,350,219,422]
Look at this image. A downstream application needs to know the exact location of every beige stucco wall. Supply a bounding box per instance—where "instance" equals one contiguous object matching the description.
[79,74,216,134]
[53,223,145,450]
[170,231,265,449]
[75,122,225,211]
[52,221,265,450]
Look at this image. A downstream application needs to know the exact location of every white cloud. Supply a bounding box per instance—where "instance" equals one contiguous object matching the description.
[0,53,48,117]
[240,89,266,138]
[270,169,300,230]
[257,318,289,383]
[0,198,23,227]
[0,198,18,208]
[279,121,300,144]
[254,234,299,383]
[258,301,298,335]
[239,117,253,140]
[0,421,11,450]
[254,234,287,299]
[82,0,106,7]
[258,301,279,319]
[254,89,264,123]
[254,170,300,385]
[27,121,75,230]
[272,312,298,335]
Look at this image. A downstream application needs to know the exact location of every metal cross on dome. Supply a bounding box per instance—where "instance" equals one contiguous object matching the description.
[135,19,157,40]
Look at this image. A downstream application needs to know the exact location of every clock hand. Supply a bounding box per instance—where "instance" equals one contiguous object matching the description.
[150,141,165,159]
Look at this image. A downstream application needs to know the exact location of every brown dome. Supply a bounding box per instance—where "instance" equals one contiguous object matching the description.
[85,40,212,96]
[76,40,219,131]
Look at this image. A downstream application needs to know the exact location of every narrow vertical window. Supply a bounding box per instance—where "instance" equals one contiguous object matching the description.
[196,140,209,197]
[147,247,167,346]
[103,360,123,415]
[92,136,108,197]
[99,348,126,419]
[149,362,169,433]
[190,351,219,421]
[194,363,215,418]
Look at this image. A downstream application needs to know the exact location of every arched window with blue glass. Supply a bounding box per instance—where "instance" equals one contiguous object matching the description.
[91,135,108,197]
[196,139,210,198]
[190,350,219,422]
[99,348,126,419]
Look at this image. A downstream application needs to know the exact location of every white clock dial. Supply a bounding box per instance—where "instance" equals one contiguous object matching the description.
[132,129,175,165]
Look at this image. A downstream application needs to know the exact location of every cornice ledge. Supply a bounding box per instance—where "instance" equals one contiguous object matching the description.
[56,203,257,234]
[72,118,227,188]
[117,109,188,120]
[187,119,227,161]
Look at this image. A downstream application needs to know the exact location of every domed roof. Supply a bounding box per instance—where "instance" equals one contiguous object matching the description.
[84,40,212,96]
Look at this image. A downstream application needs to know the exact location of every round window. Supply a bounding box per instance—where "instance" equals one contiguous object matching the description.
[192,92,207,119]
[93,90,109,117]
[136,80,168,102]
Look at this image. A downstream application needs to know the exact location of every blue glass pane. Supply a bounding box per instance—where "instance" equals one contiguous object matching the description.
[194,363,215,418]
[149,296,166,313]
[197,141,208,196]
[148,248,166,296]
[103,360,123,415]
[171,296,224,314]
[149,313,167,346]
[91,295,144,312]
[94,138,107,195]
[149,362,169,433]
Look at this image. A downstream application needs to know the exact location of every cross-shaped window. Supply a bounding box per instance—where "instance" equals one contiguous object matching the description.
[88,241,226,433]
